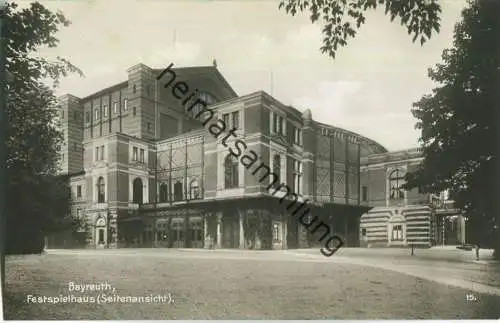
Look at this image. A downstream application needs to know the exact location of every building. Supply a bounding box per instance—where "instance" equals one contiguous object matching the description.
[359,149,465,248]
[50,62,465,249]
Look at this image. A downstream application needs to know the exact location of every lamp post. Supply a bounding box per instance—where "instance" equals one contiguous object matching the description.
[0,0,7,296]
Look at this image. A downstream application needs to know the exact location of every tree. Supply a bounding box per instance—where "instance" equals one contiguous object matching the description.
[404,0,500,256]
[278,0,442,59]
[3,2,83,254]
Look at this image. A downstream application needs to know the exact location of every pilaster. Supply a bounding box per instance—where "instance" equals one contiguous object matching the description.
[216,212,223,248]
[204,214,210,248]
[108,209,118,248]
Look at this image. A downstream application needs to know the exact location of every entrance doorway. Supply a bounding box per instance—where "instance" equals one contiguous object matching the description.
[98,229,105,244]
[95,217,107,247]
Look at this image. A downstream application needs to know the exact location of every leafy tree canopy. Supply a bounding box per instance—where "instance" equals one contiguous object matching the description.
[278,0,442,59]
[3,2,84,252]
[404,0,500,249]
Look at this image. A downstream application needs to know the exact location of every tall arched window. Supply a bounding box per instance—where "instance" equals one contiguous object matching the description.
[159,183,169,202]
[96,177,105,203]
[224,155,239,189]
[132,178,143,204]
[190,92,217,118]
[198,92,216,105]
[272,154,281,188]
[389,169,405,200]
[174,181,183,201]
[190,179,200,200]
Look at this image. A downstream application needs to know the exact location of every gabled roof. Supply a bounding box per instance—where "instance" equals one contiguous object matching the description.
[78,64,238,101]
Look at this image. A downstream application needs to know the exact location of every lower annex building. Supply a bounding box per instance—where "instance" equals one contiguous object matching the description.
[49,62,466,249]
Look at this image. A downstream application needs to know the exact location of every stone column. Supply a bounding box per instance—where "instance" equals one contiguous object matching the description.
[282,213,288,250]
[203,213,210,248]
[184,214,190,248]
[239,209,245,249]
[216,213,222,249]
[153,218,157,248]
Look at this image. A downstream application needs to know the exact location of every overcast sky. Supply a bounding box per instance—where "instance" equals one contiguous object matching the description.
[31,0,466,151]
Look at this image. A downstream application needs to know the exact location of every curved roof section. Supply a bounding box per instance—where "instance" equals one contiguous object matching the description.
[313,120,388,155]
[280,102,387,154]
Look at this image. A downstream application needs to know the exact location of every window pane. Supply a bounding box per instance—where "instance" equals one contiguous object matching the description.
[232,111,239,129]
[273,113,277,133]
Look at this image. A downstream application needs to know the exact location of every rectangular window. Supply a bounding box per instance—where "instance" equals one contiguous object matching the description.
[73,143,78,152]
[95,147,99,161]
[231,111,239,129]
[100,145,105,160]
[73,111,77,121]
[133,107,136,116]
[123,98,128,111]
[139,149,145,163]
[147,122,151,132]
[272,112,277,133]
[362,186,368,202]
[278,116,284,135]
[292,160,302,195]
[95,108,99,120]
[298,162,302,194]
[361,228,367,236]
[294,128,302,145]
[103,105,108,117]
[222,113,229,126]
[392,225,403,241]
[86,112,90,123]
[113,102,118,113]
[132,147,138,161]
[77,185,82,198]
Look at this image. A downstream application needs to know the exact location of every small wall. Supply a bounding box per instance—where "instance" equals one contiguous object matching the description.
[360,205,432,248]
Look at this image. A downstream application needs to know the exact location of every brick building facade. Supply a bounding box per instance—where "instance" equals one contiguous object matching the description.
[50,62,465,249]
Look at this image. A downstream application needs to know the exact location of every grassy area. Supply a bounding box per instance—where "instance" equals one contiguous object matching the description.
[3,250,500,319]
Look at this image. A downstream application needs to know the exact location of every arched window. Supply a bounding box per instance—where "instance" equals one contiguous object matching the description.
[198,92,217,105]
[132,178,143,204]
[389,169,405,200]
[224,155,239,189]
[174,181,183,201]
[96,177,105,203]
[190,92,217,118]
[190,179,200,200]
[272,154,281,188]
[159,183,169,202]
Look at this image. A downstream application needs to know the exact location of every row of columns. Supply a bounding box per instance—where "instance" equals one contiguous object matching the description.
[114,207,312,250]
[203,210,246,249]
